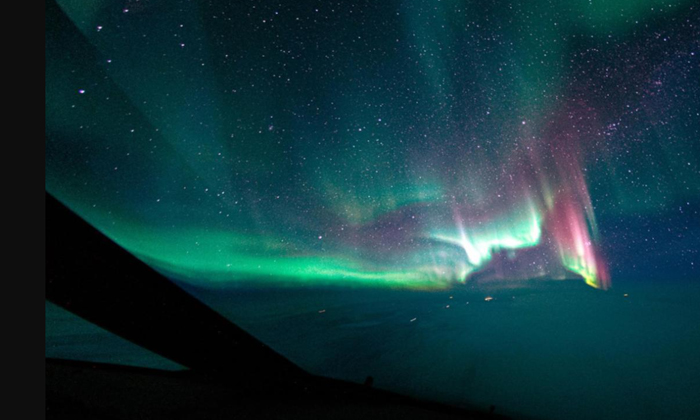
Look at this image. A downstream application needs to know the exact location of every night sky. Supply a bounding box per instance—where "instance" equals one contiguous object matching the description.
[46,1,699,289]
[46,1,700,418]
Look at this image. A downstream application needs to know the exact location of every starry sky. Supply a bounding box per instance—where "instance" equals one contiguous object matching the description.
[46,0,700,290]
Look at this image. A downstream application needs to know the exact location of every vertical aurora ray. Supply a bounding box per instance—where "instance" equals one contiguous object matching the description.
[550,197,610,289]
[426,168,609,289]
[544,173,610,289]
[431,199,543,268]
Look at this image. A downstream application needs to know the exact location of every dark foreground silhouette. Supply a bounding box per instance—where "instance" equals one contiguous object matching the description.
[46,192,508,420]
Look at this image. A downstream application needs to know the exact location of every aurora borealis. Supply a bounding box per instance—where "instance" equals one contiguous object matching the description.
[46,2,700,419]
[46,0,699,291]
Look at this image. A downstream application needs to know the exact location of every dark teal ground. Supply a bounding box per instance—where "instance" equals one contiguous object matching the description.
[184,280,700,420]
[46,279,700,419]
[45,301,183,371]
